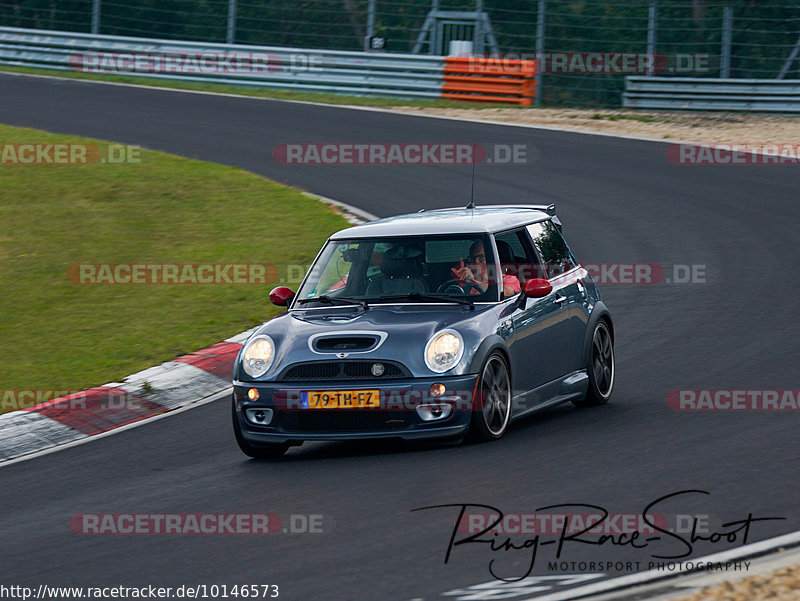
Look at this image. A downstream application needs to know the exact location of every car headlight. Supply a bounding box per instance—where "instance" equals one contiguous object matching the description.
[241,335,276,378]
[424,329,464,373]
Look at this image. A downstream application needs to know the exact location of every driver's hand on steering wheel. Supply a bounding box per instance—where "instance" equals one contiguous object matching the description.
[450,258,475,282]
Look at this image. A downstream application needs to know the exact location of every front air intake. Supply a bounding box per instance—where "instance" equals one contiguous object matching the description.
[279,360,409,381]
[313,336,379,352]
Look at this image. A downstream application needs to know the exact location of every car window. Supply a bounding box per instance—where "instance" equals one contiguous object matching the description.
[494,228,544,282]
[425,239,476,263]
[314,243,357,295]
[296,234,500,304]
[526,220,578,279]
[366,242,391,278]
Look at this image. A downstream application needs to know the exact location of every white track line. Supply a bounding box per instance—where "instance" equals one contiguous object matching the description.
[302,191,379,222]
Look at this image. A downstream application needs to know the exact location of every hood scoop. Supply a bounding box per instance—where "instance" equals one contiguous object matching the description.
[312,335,379,353]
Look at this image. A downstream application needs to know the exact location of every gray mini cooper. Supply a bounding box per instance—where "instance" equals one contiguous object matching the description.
[232,204,614,457]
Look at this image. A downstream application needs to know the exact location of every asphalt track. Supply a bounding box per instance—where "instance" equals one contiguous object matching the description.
[1,72,798,600]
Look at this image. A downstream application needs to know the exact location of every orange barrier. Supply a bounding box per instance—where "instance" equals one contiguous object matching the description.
[442,57,536,106]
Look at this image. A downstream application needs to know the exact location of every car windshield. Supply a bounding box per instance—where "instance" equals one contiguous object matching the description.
[295,234,500,306]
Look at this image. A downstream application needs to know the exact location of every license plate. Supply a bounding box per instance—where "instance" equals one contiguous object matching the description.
[300,390,380,409]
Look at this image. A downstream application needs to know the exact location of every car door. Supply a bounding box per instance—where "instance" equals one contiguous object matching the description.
[525,220,588,377]
[494,228,570,405]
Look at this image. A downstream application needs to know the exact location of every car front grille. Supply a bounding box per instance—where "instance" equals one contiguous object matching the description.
[278,360,409,382]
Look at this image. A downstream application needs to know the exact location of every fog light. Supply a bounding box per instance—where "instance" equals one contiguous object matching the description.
[416,403,452,422]
[245,408,273,425]
[430,383,446,397]
[247,388,259,401]
[371,363,385,377]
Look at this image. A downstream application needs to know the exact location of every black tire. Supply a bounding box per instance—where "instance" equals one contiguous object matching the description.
[572,320,615,407]
[231,401,289,459]
[468,353,512,442]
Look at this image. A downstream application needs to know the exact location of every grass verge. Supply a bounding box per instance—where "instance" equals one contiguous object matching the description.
[0,123,350,410]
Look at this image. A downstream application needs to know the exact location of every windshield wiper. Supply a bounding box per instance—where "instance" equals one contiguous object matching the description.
[296,295,369,309]
[376,293,474,309]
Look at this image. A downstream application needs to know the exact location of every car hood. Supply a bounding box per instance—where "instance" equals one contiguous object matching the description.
[237,303,503,381]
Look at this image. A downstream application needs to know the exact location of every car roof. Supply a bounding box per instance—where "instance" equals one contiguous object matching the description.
[330,205,554,239]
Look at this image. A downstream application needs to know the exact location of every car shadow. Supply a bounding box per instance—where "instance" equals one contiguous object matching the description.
[242,400,622,463]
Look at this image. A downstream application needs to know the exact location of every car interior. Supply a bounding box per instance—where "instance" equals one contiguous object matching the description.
[333,233,546,300]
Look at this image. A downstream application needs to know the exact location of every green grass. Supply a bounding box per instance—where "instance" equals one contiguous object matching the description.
[0,64,516,109]
[0,124,350,407]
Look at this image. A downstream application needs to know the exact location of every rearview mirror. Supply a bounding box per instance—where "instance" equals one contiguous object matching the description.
[522,278,552,298]
[269,286,295,307]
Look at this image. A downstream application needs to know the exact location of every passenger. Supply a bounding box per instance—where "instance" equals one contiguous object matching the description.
[450,241,521,297]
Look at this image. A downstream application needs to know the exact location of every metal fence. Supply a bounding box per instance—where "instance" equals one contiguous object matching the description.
[2,0,800,107]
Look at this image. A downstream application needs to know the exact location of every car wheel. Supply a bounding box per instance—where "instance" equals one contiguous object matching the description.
[469,353,512,442]
[573,320,614,407]
[231,400,289,459]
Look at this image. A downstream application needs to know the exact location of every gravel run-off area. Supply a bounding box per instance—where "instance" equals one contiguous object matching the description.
[393,107,800,147]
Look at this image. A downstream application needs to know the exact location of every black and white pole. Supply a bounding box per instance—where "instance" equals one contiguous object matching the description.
[365,0,376,52]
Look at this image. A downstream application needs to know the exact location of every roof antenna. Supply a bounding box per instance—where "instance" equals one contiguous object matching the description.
[466,143,477,210]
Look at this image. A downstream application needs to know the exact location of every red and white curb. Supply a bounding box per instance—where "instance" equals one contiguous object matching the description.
[0,199,373,465]
[0,328,257,463]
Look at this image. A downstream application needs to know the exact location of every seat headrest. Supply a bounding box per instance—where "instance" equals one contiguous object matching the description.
[495,240,515,264]
[381,246,422,278]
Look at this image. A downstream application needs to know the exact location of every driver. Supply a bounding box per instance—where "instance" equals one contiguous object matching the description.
[450,241,520,297]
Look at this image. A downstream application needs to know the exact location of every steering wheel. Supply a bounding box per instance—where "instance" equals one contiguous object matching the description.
[436,279,485,295]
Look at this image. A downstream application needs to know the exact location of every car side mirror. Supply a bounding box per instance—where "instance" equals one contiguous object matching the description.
[269,286,295,307]
[523,278,552,298]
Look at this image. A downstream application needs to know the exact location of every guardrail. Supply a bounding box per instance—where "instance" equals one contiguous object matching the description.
[0,26,535,105]
[0,26,444,99]
[624,76,800,112]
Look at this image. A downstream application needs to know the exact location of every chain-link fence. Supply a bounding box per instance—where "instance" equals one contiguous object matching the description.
[2,0,800,106]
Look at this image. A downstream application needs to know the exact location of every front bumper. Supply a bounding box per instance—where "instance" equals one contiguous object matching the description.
[232,374,479,443]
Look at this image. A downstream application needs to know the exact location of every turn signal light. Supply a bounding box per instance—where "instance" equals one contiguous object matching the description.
[430,383,446,397]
